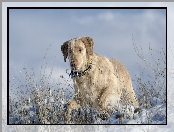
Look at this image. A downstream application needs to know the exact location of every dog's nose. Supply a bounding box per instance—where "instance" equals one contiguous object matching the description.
[70,61,76,67]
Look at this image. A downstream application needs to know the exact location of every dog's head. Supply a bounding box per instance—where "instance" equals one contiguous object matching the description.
[61,36,94,71]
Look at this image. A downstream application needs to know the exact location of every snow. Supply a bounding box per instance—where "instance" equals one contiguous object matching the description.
[6,94,166,125]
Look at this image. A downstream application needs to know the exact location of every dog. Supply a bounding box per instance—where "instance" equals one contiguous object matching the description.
[61,36,139,123]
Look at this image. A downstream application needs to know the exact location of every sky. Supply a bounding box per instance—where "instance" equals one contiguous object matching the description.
[2,1,174,131]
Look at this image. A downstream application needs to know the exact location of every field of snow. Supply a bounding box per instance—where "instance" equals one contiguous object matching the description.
[7,95,166,125]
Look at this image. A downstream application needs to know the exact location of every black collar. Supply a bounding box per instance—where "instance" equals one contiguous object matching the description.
[69,65,92,78]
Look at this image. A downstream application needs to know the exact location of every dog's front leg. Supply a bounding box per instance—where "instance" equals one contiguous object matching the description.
[65,98,81,124]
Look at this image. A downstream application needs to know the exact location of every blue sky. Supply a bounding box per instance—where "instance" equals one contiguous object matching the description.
[8,8,166,99]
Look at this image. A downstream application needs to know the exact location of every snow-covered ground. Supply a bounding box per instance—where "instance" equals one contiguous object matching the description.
[6,94,166,125]
[2,101,172,132]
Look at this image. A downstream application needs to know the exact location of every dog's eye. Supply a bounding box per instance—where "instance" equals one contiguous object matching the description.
[69,50,72,53]
[79,49,82,53]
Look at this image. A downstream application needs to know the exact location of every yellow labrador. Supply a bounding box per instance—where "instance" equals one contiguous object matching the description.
[61,36,139,123]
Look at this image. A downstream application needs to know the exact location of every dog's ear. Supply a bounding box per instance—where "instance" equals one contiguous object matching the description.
[61,41,69,62]
[80,37,94,55]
